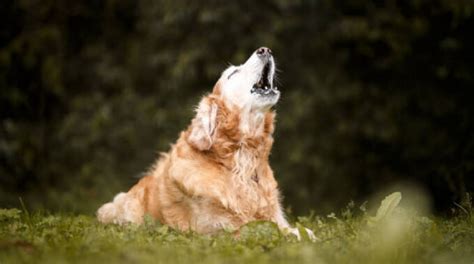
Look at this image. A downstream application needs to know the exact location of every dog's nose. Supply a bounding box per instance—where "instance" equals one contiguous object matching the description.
[256,47,272,56]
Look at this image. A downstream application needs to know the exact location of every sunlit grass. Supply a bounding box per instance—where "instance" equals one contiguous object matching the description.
[1,193,473,264]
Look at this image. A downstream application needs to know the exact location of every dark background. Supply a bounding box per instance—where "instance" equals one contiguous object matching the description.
[1,0,473,215]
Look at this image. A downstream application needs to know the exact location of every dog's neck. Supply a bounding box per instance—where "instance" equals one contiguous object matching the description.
[212,83,274,138]
[238,105,267,137]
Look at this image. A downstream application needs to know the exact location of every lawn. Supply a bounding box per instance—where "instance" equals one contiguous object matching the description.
[1,193,473,264]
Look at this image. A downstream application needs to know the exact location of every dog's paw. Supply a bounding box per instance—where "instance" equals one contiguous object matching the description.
[285,227,318,242]
[304,227,318,242]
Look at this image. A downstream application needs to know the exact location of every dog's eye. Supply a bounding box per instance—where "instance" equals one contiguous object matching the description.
[227,69,239,79]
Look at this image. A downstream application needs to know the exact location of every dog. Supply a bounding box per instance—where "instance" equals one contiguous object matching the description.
[97,47,315,240]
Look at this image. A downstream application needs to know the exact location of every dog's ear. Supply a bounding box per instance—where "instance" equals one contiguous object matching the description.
[187,98,218,151]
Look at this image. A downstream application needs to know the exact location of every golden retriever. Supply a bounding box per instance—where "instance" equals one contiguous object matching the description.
[97,47,315,240]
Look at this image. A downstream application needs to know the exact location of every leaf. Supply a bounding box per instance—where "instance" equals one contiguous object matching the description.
[370,192,402,224]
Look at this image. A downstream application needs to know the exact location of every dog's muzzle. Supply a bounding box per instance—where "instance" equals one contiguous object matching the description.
[251,47,278,96]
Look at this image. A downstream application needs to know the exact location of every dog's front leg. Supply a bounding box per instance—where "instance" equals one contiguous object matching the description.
[273,202,317,241]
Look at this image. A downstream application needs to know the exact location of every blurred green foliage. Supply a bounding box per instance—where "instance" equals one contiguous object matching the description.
[1,0,473,214]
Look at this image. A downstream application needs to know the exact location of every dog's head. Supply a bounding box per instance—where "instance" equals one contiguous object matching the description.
[187,48,279,151]
[215,47,280,111]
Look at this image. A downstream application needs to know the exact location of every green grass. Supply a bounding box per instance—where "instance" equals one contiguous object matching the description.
[1,195,473,264]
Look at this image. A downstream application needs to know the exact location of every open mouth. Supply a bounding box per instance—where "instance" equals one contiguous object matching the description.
[251,62,278,96]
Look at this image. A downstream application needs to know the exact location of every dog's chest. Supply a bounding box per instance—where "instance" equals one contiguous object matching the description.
[228,145,275,218]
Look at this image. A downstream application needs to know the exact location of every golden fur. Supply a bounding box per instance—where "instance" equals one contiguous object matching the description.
[97,48,315,239]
